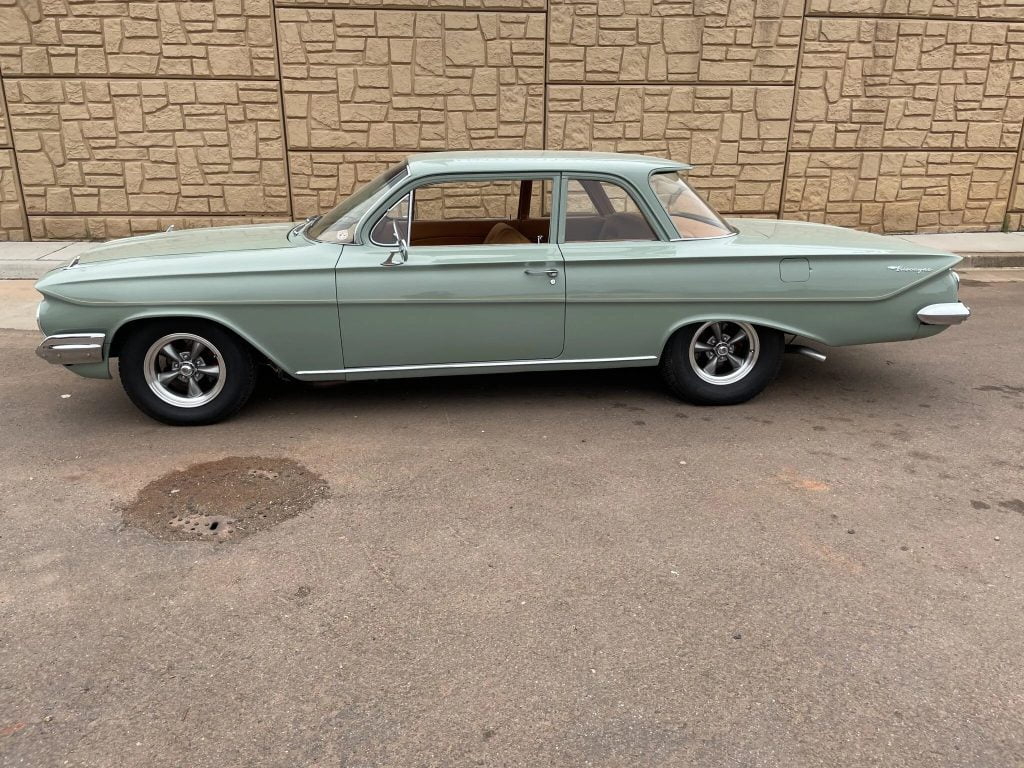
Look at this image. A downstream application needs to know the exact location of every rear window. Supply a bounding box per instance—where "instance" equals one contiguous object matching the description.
[649,172,732,239]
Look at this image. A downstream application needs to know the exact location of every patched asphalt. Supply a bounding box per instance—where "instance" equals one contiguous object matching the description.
[1,282,1022,767]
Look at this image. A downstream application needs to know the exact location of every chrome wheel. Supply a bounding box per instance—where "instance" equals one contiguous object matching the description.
[143,333,226,408]
[688,321,760,385]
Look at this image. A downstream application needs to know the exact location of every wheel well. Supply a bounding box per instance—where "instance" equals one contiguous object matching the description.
[109,316,263,363]
[660,320,787,359]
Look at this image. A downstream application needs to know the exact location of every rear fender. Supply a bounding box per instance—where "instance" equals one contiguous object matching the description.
[657,269,961,351]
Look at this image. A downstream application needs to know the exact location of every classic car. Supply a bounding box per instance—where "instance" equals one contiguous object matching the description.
[35,150,970,426]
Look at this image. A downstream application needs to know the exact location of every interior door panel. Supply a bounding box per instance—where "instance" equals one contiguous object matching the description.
[410,219,552,247]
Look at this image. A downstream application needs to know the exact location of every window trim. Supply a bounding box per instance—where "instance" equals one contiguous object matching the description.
[559,172,672,244]
[368,189,415,249]
[359,171,561,248]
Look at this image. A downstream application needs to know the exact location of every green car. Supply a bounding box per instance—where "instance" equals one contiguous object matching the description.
[35,151,970,426]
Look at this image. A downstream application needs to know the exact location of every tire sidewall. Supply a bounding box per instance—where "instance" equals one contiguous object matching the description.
[662,322,783,405]
[119,320,255,425]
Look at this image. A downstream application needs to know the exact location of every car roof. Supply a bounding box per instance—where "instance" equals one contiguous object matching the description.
[405,150,691,177]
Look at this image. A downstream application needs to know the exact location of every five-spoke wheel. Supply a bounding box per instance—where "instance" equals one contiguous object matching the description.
[119,321,255,425]
[688,320,760,386]
[143,333,226,408]
[661,320,782,405]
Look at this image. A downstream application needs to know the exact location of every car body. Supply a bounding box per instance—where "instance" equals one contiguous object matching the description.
[34,150,969,425]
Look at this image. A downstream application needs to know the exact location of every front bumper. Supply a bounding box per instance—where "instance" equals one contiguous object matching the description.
[917,302,971,325]
[36,333,106,365]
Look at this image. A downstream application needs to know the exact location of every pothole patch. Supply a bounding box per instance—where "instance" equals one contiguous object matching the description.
[122,457,329,542]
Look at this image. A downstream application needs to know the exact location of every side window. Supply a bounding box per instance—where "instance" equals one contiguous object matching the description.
[373,178,552,247]
[564,179,658,243]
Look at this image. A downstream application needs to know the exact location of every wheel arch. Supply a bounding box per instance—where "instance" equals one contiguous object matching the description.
[108,310,285,370]
[658,314,824,357]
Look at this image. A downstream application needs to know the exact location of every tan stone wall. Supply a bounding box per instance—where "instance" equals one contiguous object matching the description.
[793,19,1024,151]
[783,151,1015,232]
[0,0,1022,240]
[3,77,289,239]
[547,0,803,84]
[277,9,545,151]
[0,0,277,77]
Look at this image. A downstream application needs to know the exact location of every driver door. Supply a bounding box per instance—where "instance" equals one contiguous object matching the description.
[335,175,565,370]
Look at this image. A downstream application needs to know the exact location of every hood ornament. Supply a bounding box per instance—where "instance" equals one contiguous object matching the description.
[166,224,176,232]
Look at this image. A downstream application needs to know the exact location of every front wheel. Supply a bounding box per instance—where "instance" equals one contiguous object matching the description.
[660,320,783,405]
[118,321,256,425]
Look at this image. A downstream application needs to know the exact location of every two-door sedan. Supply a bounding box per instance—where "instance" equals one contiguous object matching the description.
[35,151,970,425]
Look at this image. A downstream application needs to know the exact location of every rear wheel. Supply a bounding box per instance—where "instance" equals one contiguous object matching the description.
[660,320,782,405]
[118,320,256,425]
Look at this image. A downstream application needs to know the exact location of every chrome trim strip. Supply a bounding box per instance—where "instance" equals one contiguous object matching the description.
[36,333,106,365]
[296,355,658,376]
[62,290,934,307]
[666,231,738,243]
[917,302,970,325]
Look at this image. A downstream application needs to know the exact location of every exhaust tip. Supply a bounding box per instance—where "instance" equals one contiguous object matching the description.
[785,344,827,362]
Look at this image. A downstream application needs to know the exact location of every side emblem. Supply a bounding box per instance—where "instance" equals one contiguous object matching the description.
[887,265,933,273]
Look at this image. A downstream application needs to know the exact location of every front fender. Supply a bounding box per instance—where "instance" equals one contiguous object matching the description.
[35,242,345,376]
[107,308,294,372]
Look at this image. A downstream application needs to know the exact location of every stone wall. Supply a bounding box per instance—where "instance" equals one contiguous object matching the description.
[0,0,1022,240]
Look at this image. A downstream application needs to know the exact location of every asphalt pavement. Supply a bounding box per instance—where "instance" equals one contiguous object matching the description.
[1,282,1022,767]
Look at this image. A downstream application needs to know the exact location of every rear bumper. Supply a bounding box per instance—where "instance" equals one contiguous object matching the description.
[36,333,106,365]
[917,302,971,325]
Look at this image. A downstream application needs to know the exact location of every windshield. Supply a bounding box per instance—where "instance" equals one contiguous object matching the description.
[649,171,733,239]
[307,162,409,243]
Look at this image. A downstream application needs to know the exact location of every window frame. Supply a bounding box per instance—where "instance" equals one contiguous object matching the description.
[557,173,674,245]
[368,189,415,248]
[360,171,562,249]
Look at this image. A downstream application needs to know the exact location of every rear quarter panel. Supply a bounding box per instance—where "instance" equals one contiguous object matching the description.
[560,238,961,358]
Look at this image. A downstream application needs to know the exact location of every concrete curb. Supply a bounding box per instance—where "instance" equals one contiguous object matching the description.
[956,253,1024,269]
[0,242,96,280]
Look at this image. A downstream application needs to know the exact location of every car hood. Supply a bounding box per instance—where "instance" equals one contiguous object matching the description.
[72,222,301,265]
[727,218,955,258]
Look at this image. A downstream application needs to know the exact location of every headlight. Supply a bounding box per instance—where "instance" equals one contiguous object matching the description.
[35,300,43,332]
[951,270,960,287]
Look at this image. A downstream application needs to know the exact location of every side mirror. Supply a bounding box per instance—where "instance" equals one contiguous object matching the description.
[381,220,409,266]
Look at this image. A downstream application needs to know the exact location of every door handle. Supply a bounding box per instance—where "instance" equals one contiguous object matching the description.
[524,268,559,285]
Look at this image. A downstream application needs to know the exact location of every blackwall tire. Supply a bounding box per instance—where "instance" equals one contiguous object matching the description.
[118,320,256,426]
[660,321,783,406]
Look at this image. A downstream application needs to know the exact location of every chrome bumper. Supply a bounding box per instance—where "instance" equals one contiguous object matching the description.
[917,302,971,325]
[36,333,106,365]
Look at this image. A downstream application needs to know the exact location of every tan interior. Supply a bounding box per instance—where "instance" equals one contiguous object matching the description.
[410,218,550,247]
[564,212,656,242]
[483,222,531,245]
[405,213,662,247]
[671,215,730,239]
